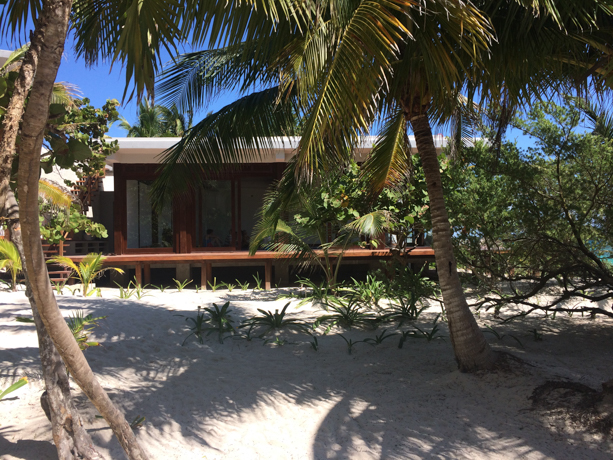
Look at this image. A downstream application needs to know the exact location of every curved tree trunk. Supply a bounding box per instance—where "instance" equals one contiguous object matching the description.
[10,1,149,459]
[4,192,103,460]
[0,5,102,458]
[409,113,496,372]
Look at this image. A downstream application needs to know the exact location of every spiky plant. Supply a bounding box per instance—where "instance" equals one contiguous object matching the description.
[48,253,123,296]
[0,239,22,291]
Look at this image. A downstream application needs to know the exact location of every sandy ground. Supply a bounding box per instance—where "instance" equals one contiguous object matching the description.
[0,286,612,460]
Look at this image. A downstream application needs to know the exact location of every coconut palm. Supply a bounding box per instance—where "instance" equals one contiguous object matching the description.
[47,253,124,297]
[251,182,392,287]
[119,100,192,137]
[0,239,22,291]
[152,1,613,371]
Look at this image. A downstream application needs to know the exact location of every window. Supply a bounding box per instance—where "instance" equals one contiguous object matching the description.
[126,180,173,249]
[195,180,233,248]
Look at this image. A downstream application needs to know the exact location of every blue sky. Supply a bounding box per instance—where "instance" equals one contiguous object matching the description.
[1,31,541,146]
[0,33,240,137]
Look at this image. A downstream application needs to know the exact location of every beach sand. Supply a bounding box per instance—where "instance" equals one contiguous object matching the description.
[1,287,612,459]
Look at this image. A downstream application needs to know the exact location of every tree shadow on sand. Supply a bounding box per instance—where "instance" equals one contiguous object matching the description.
[2,294,613,458]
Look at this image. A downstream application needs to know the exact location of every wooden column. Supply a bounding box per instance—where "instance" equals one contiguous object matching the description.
[113,164,126,255]
[135,262,143,285]
[143,263,151,285]
[201,261,212,289]
[265,260,272,290]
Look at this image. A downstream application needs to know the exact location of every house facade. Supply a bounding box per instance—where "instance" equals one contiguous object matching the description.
[75,137,440,288]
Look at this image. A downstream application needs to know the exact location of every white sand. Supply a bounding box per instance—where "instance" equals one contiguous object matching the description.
[1,287,612,459]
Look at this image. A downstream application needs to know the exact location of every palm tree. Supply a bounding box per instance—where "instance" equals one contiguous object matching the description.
[0,239,22,291]
[251,180,392,287]
[47,253,124,297]
[119,100,192,137]
[151,1,613,371]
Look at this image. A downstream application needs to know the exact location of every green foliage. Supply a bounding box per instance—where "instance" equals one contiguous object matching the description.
[447,99,613,315]
[40,203,108,244]
[380,295,427,327]
[178,303,236,345]
[151,284,167,293]
[201,302,236,343]
[240,302,308,338]
[17,311,105,351]
[281,278,334,308]
[119,101,192,137]
[252,273,263,291]
[0,239,22,291]
[483,325,524,348]
[46,97,120,181]
[178,306,207,345]
[375,262,438,301]
[0,46,119,178]
[66,311,107,351]
[173,278,192,292]
[363,329,397,345]
[222,282,236,292]
[314,295,378,334]
[409,315,445,342]
[529,328,544,342]
[310,335,319,351]
[52,279,67,295]
[236,279,250,291]
[49,253,123,296]
[0,376,28,400]
[250,162,420,287]
[343,274,387,310]
[116,279,149,300]
[339,335,369,355]
[207,277,220,292]
[129,415,146,429]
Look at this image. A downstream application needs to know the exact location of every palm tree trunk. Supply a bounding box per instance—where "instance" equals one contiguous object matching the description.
[11,1,149,459]
[409,113,496,372]
[4,191,103,460]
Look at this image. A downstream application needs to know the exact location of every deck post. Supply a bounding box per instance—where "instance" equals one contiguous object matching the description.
[265,260,272,290]
[201,261,212,289]
[143,263,151,285]
[135,262,143,285]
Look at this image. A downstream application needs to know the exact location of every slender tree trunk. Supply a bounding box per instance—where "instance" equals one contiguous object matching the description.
[11,1,149,459]
[4,191,104,460]
[409,113,496,372]
[0,5,103,459]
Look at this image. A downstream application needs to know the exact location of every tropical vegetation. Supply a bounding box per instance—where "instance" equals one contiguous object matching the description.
[48,253,124,297]
[251,160,432,287]
[0,239,21,291]
[447,99,613,319]
[151,0,613,371]
[119,100,193,137]
[0,0,612,457]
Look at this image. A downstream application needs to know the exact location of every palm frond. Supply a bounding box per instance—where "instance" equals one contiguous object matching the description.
[0,0,41,40]
[340,210,392,240]
[0,239,22,271]
[0,43,28,75]
[157,46,278,113]
[72,0,183,101]
[294,0,412,181]
[360,108,411,191]
[151,86,300,210]
[46,255,79,273]
[568,96,613,139]
[38,179,73,209]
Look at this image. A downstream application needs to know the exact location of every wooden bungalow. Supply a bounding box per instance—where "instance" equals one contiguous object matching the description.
[68,137,439,289]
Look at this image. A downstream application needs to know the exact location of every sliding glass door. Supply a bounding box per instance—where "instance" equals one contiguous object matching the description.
[126,180,173,249]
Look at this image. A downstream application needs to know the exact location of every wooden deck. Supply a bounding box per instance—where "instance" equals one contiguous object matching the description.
[69,247,435,290]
